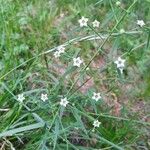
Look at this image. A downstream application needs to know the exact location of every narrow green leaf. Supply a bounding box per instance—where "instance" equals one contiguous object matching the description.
[71,107,88,135]
[95,134,124,150]
[53,118,60,150]
[0,122,44,138]
[146,31,150,48]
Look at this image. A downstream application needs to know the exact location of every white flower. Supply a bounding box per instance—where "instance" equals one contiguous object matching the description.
[93,120,101,128]
[92,92,101,101]
[57,46,65,54]
[54,51,61,58]
[116,1,121,6]
[120,29,125,34]
[54,46,65,58]
[73,57,83,67]
[60,97,69,107]
[115,57,126,74]
[92,20,100,28]
[41,93,48,102]
[78,16,88,27]
[114,57,125,68]
[137,20,145,27]
[17,94,25,103]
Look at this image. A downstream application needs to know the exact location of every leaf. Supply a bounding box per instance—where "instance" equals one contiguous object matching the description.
[95,134,124,150]
[0,122,44,138]
[146,31,150,48]
[71,107,88,136]
[53,118,60,150]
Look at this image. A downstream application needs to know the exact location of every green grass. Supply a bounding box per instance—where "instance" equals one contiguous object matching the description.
[0,0,150,149]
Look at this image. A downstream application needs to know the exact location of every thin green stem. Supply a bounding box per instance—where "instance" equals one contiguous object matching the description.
[66,0,138,97]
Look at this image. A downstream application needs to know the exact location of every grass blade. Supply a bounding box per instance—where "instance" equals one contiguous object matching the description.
[0,122,44,138]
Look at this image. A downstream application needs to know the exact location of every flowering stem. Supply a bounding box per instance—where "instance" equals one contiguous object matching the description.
[0,31,141,81]
[73,106,150,126]
[66,0,138,96]
[87,24,105,42]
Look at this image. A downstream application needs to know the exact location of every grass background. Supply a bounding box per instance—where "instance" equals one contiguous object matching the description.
[0,0,150,149]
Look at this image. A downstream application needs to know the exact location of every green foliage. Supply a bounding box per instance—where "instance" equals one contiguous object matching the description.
[0,0,150,149]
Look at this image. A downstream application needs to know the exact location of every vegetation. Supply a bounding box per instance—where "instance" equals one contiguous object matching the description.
[0,0,150,149]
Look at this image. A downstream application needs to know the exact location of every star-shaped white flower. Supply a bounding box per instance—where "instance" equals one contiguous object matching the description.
[17,94,25,103]
[78,16,88,27]
[114,57,125,68]
[41,93,48,102]
[92,20,100,28]
[93,120,101,128]
[73,57,83,67]
[92,92,101,101]
[57,46,65,54]
[54,51,61,58]
[115,57,125,74]
[137,20,145,27]
[60,97,69,107]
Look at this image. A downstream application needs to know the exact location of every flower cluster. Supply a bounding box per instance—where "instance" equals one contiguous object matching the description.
[16,91,103,132]
[78,16,100,28]
[54,46,65,58]
[17,93,70,108]
[78,17,146,29]
[40,94,69,107]
[15,11,146,143]
[52,17,146,71]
